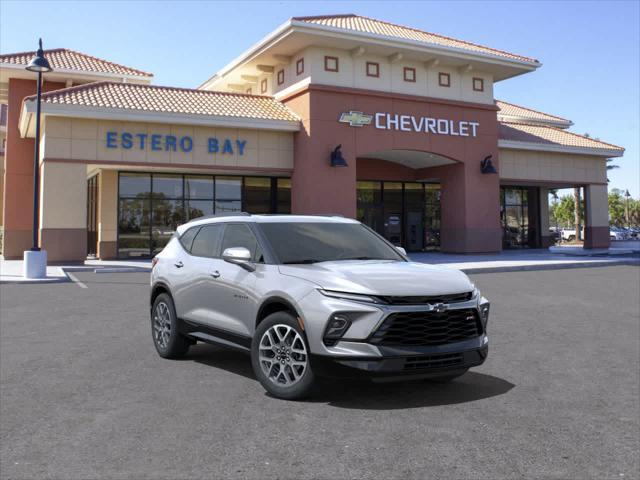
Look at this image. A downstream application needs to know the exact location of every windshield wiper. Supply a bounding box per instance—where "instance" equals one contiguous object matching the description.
[282,259,321,264]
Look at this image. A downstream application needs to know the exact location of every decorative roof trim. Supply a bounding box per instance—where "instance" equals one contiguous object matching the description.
[498,140,623,158]
[293,14,539,63]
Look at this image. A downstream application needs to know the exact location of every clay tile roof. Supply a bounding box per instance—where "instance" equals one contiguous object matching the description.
[0,48,152,78]
[27,81,299,122]
[293,14,538,64]
[499,122,624,153]
[496,100,572,126]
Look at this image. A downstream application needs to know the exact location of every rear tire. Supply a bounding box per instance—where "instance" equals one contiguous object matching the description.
[151,293,190,359]
[251,312,316,400]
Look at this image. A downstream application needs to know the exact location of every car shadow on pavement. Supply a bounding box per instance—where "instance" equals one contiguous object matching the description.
[313,373,515,410]
[186,344,256,380]
[186,344,514,409]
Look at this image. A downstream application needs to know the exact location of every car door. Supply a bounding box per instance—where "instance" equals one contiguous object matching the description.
[207,223,262,337]
[173,223,225,325]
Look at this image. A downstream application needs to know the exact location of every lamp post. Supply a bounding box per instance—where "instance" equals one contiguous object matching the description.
[23,39,52,279]
[625,189,631,229]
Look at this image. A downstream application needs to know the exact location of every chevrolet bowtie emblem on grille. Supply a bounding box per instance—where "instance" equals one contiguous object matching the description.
[338,111,373,127]
[431,303,448,313]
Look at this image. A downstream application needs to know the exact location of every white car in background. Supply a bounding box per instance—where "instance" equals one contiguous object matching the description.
[610,228,628,241]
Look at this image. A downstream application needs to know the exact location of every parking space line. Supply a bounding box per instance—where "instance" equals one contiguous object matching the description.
[67,272,88,289]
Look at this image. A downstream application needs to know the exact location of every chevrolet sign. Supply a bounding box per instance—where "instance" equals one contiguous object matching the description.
[338,111,373,127]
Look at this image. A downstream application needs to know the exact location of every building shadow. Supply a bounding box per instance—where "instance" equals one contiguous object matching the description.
[185,344,514,409]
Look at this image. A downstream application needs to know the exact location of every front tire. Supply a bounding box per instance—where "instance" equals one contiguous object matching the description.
[251,312,316,400]
[151,293,190,359]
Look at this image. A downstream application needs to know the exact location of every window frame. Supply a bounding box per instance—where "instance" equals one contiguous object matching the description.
[188,223,225,259]
[366,61,380,78]
[472,77,484,92]
[260,78,268,94]
[277,69,284,85]
[403,67,416,83]
[324,55,339,72]
[438,72,451,87]
[296,58,304,76]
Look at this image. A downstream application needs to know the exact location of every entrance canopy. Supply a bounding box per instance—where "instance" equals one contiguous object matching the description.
[359,149,456,169]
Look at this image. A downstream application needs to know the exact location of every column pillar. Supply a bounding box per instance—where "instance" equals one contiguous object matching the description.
[584,184,610,249]
[98,170,118,259]
[428,161,501,253]
[285,91,357,217]
[539,187,553,247]
[39,161,87,262]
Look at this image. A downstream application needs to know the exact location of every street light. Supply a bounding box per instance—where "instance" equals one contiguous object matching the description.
[23,39,52,279]
[625,189,631,229]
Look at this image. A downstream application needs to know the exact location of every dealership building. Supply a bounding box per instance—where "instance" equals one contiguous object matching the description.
[0,14,624,261]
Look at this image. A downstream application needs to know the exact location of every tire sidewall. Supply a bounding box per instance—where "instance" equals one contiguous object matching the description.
[251,311,316,400]
[151,293,187,358]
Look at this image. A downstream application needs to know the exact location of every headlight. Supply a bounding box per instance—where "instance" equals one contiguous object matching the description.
[318,289,382,304]
[323,312,355,346]
[478,301,490,328]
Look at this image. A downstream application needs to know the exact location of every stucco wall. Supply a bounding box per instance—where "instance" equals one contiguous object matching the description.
[499,148,607,184]
[273,46,494,105]
[41,117,294,171]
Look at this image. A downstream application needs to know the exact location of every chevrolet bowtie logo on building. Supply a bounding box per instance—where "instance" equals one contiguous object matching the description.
[338,111,373,127]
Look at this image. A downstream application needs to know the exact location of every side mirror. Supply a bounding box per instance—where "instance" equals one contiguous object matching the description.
[396,246,407,256]
[222,247,255,272]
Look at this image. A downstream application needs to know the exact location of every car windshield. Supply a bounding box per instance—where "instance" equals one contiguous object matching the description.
[258,222,405,264]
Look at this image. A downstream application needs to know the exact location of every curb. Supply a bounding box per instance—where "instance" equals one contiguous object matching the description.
[460,259,640,274]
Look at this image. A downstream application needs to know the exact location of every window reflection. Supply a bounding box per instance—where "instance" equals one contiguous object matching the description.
[118,173,290,258]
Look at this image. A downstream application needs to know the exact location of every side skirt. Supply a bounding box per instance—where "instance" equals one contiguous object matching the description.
[179,319,252,353]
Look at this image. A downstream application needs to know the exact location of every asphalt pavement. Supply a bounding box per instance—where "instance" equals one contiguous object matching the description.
[1,266,638,479]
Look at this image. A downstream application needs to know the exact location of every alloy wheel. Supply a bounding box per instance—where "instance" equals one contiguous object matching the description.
[153,301,171,350]
[258,324,308,386]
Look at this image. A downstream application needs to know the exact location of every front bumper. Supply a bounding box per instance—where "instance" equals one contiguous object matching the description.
[310,338,488,380]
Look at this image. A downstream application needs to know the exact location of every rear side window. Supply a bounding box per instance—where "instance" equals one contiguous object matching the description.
[221,224,263,262]
[190,224,224,258]
[179,227,200,252]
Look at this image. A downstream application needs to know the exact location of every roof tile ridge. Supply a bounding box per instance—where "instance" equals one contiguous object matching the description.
[348,14,539,63]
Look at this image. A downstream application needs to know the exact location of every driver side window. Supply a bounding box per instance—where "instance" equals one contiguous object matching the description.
[221,224,263,263]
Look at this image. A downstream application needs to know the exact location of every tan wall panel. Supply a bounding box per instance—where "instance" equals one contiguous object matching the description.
[499,148,607,184]
[585,184,609,227]
[98,170,118,243]
[39,162,86,229]
[42,118,293,170]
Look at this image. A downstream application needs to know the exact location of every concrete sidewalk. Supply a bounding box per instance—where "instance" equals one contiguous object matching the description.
[2,249,638,283]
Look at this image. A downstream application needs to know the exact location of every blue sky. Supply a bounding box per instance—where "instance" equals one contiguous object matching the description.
[1,0,638,196]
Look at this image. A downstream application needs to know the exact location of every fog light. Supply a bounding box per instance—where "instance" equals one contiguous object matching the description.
[323,313,352,346]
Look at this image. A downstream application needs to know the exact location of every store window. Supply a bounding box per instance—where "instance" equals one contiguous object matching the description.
[117,173,291,258]
[356,181,441,251]
[500,186,539,248]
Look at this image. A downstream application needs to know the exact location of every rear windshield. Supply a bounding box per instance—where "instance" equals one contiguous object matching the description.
[258,222,404,264]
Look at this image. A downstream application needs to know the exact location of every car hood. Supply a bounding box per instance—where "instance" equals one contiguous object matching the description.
[278,260,473,296]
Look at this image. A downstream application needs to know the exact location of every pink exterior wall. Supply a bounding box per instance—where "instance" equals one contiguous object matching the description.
[2,78,66,259]
[283,84,502,253]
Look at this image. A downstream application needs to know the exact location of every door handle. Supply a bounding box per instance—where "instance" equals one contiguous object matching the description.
[174,261,184,268]
[210,270,221,279]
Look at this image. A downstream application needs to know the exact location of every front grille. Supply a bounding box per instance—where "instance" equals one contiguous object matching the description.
[403,353,464,371]
[376,292,473,305]
[370,309,482,347]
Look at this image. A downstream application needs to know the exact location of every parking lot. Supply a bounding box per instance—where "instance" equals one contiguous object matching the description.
[1,265,638,479]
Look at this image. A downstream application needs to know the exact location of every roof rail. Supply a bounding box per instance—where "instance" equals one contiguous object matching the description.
[186,212,251,223]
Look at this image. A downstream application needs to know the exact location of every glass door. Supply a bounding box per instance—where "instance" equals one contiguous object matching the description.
[86,175,99,257]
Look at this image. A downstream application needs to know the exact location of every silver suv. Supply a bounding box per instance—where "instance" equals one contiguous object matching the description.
[150,214,490,399]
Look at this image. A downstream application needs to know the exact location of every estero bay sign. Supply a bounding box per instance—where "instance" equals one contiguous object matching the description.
[105,131,248,155]
[339,111,480,137]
